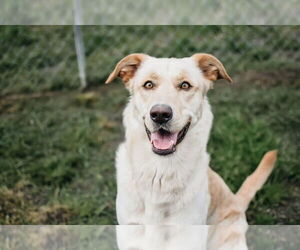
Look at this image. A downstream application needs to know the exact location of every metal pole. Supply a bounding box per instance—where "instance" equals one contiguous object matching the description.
[73,0,87,89]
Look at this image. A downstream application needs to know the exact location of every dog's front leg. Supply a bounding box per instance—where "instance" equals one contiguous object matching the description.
[116,144,145,225]
[116,186,144,225]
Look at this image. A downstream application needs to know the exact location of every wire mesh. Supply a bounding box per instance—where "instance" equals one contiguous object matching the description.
[1,0,300,25]
[0,26,300,95]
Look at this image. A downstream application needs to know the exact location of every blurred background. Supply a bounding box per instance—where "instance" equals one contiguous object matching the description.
[0,26,299,224]
[0,226,299,249]
[2,0,300,25]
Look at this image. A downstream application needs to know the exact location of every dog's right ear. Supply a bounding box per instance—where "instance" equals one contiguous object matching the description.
[105,53,148,84]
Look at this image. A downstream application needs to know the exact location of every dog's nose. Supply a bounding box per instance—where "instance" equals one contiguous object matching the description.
[150,104,173,124]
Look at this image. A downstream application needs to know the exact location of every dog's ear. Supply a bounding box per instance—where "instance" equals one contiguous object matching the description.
[105,53,148,84]
[192,53,232,83]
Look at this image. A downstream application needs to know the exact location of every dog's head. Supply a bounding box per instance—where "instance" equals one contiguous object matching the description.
[106,53,232,156]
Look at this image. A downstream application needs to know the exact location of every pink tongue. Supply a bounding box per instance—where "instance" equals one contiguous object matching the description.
[151,132,178,150]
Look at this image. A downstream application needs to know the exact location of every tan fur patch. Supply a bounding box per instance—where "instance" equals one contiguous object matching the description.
[192,53,232,83]
[105,53,147,84]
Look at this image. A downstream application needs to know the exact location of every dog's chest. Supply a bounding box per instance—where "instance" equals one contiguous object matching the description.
[132,162,210,224]
[136,170,183,221]
[116,141,211,225]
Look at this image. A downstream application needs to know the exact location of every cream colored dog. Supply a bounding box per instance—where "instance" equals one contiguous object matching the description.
[115,151,276,250]
[106,53,277,248]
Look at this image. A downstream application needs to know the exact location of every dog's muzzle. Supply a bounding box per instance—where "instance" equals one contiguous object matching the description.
[145,120,191,156]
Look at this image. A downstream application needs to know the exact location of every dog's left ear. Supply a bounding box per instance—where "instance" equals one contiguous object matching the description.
[192,53,233,83]
[105,53,148,84]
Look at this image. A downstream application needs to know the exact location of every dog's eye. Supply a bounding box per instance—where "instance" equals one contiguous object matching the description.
[143,81,154,89]
[179,81,192,90]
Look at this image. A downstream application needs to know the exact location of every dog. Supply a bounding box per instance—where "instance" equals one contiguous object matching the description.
[106,54,277,244]
[114,151,277,250]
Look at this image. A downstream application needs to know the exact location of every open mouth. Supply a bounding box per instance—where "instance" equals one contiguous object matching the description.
[145,121,191,156]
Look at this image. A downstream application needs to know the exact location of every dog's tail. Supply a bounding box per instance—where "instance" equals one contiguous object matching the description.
[236,150,278,210]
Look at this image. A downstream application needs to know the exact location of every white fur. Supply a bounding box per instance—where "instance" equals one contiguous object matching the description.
[116,225,208,250]
[110,55,251,249]
[115,56,213,225]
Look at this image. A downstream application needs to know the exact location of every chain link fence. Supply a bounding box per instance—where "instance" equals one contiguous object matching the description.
[2,0,300,25]
[1,26,300,96]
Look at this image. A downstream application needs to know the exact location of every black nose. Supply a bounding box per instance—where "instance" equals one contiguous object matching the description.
[150,104,173,124]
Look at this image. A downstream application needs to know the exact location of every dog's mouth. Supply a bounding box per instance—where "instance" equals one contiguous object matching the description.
[145,121,191,156]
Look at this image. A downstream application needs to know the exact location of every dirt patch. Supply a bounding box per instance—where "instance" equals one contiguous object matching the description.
[271,185,300,224]
[0,180,74,224]
[28,204,73,224]
[247,184,300,225]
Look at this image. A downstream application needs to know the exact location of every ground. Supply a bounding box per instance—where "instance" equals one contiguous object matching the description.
[0,70,299,225]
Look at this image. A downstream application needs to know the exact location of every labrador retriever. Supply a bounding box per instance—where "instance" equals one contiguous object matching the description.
[106,54,277,236]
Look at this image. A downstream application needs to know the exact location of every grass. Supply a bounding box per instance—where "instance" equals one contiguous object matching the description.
[0,77,299,225]
[0,26,299,225]
[0,226,117,249]
[208,81,300,224]
[0,87,126,224]
[1,26,300,95]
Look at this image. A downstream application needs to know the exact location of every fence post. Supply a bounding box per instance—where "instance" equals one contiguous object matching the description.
[73,0,87,90]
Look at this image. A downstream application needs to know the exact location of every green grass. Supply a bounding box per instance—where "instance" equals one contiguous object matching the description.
[0,87,126,224]
[0,26,299,225]
[0,226,117,250]
[1,26,300,95]
[208,82,300,224]
[0,80,299,225]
